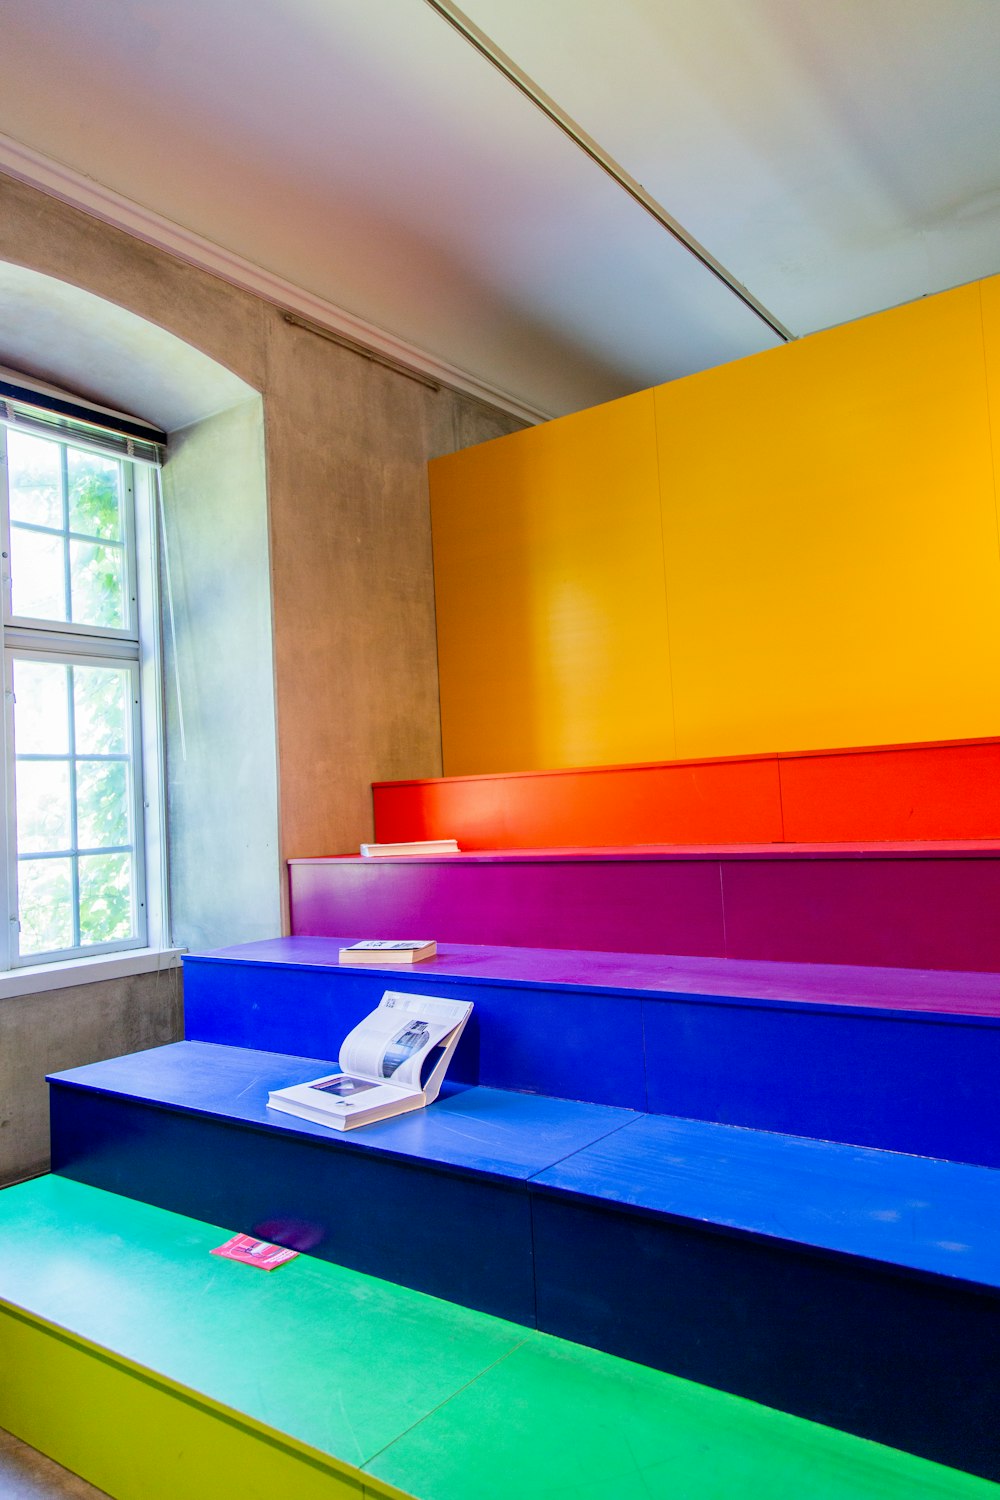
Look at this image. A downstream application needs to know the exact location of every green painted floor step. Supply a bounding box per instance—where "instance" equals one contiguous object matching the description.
[0,1175,995,1500]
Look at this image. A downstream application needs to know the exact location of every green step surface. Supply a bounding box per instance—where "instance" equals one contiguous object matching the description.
[0,1175,995,1500]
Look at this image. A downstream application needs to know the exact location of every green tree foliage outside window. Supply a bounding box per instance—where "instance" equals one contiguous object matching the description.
[6,430,142,959]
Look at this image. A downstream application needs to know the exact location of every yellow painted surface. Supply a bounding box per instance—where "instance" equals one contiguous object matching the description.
[979,275,1000,564]
[0,1305,397,1500]
[430,391,673,775]
[430,275,1000,774]
[657,281,1000,757]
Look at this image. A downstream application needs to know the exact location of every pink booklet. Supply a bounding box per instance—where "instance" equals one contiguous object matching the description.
[210,1233,299,1271]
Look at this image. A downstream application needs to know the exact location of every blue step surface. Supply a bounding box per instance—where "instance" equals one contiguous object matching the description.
[181,939,1000,1165]
[534,1112,1000,1289]
[50,1040,1000,1288]
[49,1039,636,1181]
[48,1040,636,1324]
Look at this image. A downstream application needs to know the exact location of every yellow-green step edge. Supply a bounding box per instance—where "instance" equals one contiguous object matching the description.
[0,1175,995,1500]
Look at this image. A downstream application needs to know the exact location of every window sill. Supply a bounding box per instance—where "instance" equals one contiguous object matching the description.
[0,946,184,1000]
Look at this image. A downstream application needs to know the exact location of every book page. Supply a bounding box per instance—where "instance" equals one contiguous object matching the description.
[305,1075,421,1110]
[339,991,472,1089]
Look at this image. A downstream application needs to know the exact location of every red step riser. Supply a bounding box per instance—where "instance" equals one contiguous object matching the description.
[372,738,1000,850]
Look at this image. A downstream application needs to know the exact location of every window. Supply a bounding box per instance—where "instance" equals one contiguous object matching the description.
[0,418,165,967]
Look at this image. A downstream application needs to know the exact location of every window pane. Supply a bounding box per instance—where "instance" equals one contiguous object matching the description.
[69,539,126,629]
[7,431,61,529]
[13,658,70,754]
[16,760,71,852]
[79,852,133,945]
[77,761,130,849]
[68,450,122,541]
[4,429,148,965]
[74,665,129,754]
[18,857,74,955]
[10,525,68,620]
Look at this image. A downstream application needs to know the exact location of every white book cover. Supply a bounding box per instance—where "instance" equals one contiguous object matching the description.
[359,839,460,857]
[266,991,472,1131]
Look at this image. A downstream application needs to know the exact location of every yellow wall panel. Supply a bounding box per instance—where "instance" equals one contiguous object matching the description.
[656,282,1000,758]
[429,391,673,775]
[979,273,1000,551]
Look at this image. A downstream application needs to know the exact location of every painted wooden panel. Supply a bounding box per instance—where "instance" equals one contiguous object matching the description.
[721,852,1000,972]
[530,1190,1000,1480]
[183,950,651,1106]
[369,1314,997,1499]
[288,843,1000,973]
[373,736,1000,848]
[533,1113,1000,1292]
[374,772,511,847]
[430,276,1000,777]
[980,274,1000,543]
[0,1174,523,1497]
[51,1086,539,1323]
[5,1178,984,1500]
[429,390,673,775]
[657,281,1000,758]
[641,991,1000,1165]
[288,851,727,959]
[51,1041,635,1183]
[374,754,783,849]
[0,1307,368,1500]
[778,739,1000,842]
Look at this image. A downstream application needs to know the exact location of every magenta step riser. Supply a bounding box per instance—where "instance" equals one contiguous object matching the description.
[289,853,1000,972]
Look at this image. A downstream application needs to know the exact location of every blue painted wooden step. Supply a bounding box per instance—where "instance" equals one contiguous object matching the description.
[47,1039,1000,1477]
[49,1039,635,1323]
[182,937,1000,1164]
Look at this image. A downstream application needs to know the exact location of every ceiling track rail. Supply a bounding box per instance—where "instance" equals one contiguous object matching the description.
[283,313,442,391]
[423,0,793,343]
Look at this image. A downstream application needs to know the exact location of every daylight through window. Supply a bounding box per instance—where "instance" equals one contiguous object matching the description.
[0,422,159,965]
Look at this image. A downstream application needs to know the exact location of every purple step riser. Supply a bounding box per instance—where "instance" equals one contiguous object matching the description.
[289,852,1000,973]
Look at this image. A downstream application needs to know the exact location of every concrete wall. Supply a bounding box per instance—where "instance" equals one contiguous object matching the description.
[265,332,523,857]
[0,968,183,1185]
[161,399,281,948]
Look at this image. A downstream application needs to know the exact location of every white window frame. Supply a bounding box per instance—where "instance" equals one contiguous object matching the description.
[0,423,170,970]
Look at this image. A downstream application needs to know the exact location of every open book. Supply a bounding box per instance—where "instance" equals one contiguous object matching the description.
[266,991,473,1131]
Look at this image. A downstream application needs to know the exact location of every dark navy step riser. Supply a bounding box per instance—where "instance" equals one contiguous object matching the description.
[184,957,1000,1166]
[531,1192,1000,1482]
[49,1086,534,1324]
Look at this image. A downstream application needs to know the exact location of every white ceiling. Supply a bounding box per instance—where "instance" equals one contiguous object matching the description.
[0,0,997,418]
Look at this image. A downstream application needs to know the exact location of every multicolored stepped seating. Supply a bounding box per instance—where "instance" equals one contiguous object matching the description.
[291,736,1000,974]
[3,1175,992,1500]
[8,935,998,1490]
[3,734,1000,1497]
